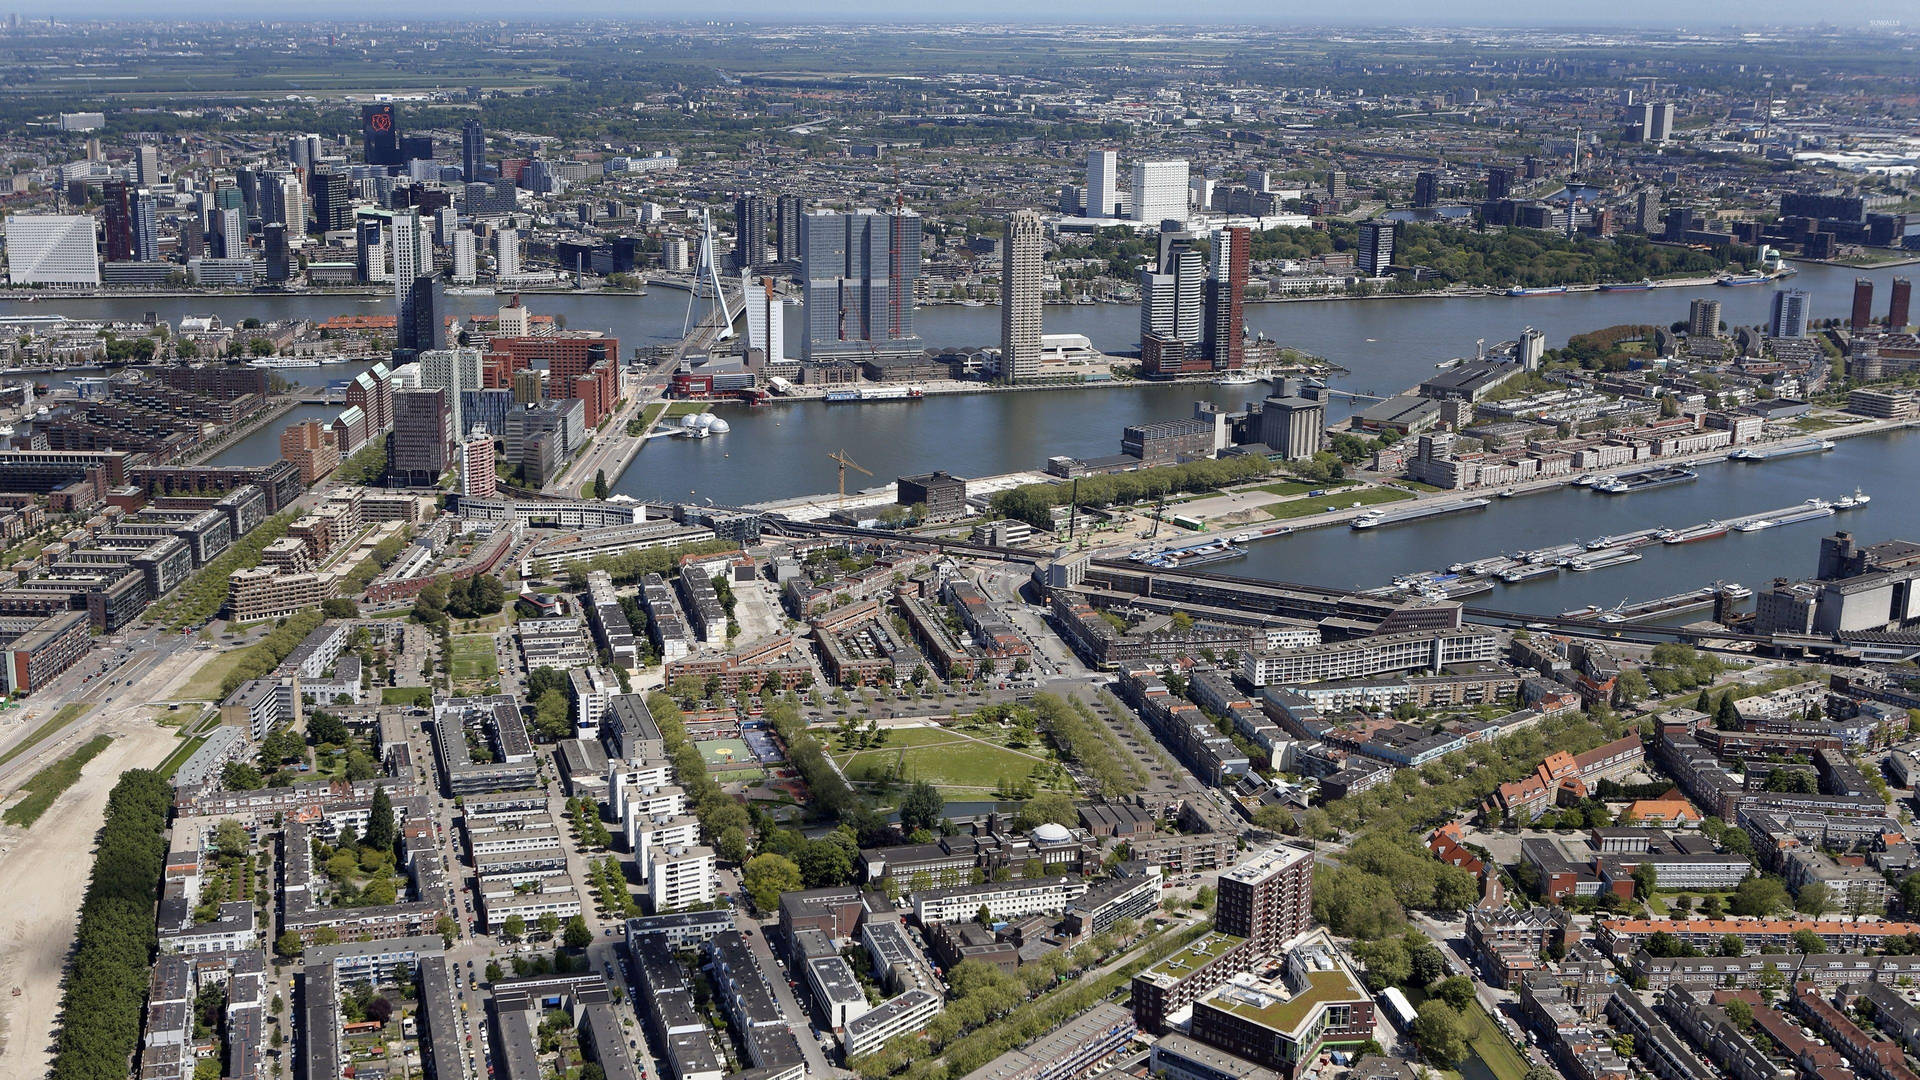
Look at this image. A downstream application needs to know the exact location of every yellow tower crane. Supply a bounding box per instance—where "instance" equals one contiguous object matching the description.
[827,448,871,503]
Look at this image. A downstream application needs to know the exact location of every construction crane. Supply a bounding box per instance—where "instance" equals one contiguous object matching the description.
[827,448,871,503]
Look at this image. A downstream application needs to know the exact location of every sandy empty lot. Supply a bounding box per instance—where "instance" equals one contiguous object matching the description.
[0,705,181,1080]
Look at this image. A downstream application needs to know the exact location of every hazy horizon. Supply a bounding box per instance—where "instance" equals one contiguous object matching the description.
[0,0,1911,28]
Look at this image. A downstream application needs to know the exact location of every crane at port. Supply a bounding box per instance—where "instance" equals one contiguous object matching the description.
[827,448,871,503]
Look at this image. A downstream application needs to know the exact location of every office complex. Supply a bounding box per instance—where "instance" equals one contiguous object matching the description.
[743,273,785,364]
[1413,170,1439,208]
[1131,159,1190,224]
[131,189,159,262]
[101,180,135,262]
[1770,289,1811,339]
[3,215,99,286]
[363,103,401,166]
[392,211,442,353]
[999,209,1044,382]
[1892,277,1912,331]
[1639,101,1675,143]
[1085,150,1120,218]
[733,193,770,271]
[1139,230,1206,375]
[799,208,924,362]
[312,169,351,233]
[391,388,452,486]
[1357,220,1395,276]
[1487,165,1515,201]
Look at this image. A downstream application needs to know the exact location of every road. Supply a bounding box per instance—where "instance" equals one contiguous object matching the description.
[0,624,189,791]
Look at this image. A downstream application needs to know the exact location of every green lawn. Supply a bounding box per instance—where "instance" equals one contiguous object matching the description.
[177,649,255,702]
[382,686,433,706]
[1260,486,1413,521]
[0,702,94,771]
[1460,996,1530,1080]
[1253,480,1352,498]
[663,401,711,418]
[830,726,1068,794]
[449,635,499,684]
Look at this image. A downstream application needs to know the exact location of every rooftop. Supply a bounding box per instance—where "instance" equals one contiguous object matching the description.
[1206,965,1368,1035]
[1140,932,1246,984]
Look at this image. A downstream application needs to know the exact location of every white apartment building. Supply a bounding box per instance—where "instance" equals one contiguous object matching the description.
[648,845,717,911]
[1241,627,1501,687]
[1131,160,1191,224]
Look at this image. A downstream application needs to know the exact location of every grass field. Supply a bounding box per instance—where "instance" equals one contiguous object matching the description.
[1460,997,1530,1080]
[3,734,113,828]
[382,686,433,706]
[0,702,93,771]
[177,649,255,702]
[1253,480,1352,498]
[830,726,1065,794]
[449,635,499,685]
[663,402,712,418]
[1260,486,1413,521]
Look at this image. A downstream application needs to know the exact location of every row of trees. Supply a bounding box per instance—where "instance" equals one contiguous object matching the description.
[1030,692,1146,797]
[644,693,752,867]
[159,508,301,631]
[218,608,326,699]
[556,539,737,588]
[989,455,1276,529]
[49,769,174,1080]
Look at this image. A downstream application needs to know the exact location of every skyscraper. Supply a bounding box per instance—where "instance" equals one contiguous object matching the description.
[389,387,451,486]
[1688,298,1722,338]
[1205,225,1248,371]
[999,210,1044,382]
[733,193,769,271]
[1357,220,1395,276]
[289,133,321,175]
[1486,166,1514,201]
[1413,171,1439,209]
[1326,170,1348,199]
[1852,279,1875,331]
[135,146,159,187]
[420,348,483,436]
[131,189,159,262]
[799,207,923,363]
[1769,289,1811,339]
[450,229,477,284]
[100,180,134,262]
[460,428,496,499]
[1085,150,1119,219]
[1131,160,1190,224]
[392,211,442,353]
[1139,230,1205,377]
[461,118,486,181]
[363,104,401,167]
[214,207,245,260]
[775,194,805,264]
[743,273,786,365]
[1634,189,1658,233]
[493,228,520,278]
[311,169,351,233]
[1639,102,1675,143]
[263,223,290,283]
[1890,278,1912,332]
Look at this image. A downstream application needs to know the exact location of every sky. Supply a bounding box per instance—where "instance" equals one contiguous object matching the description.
[7,0,1912,27]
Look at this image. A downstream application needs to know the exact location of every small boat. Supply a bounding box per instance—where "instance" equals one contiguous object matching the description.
[1216,372,1260,386]
[1716,581,1752,600]
[1717,272,1771,287]
[1835,488,1871,509]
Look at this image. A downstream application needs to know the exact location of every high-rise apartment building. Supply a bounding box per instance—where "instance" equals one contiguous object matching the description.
[1413,171,1439,209]
[289,133,322,176]
[461,118,486,181]
[1357,220,1395,276]
[134,145,160,187]
[363,104,401,167]
[3,215,100,286]
[733,193,769,271]
[1890,278,1912,332]
[1131,160,1190,224]
[279,420,340,485]
[1639,102,1675,143]
[1486,166,1514,201]
[775,194,805,264]
[1325,170,1348,199]
[101,180,134,263]
[131,189,159,262]
[1852,279,1875,331]
[450,229,477,284]
[1770,289,1811,339]
[493,228,521,278]
[1085,150,1120,219]
[214,208,245,260]
[1215,844,1314,954]
[999,210,1044,382]
[1139,231,1206,376]
[311,169,351,234]
[1205,226,1249,371]
[1634,189,1658,234]
[389,387,451,486]
[743,273,786,364]
[799,208,923,362]
[1688,298,1722,338]
[460,428,496,499]
[392,211,441,353]
[420,348,484,436]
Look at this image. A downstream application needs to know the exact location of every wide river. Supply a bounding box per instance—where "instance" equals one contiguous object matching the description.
[3,259,1913,613]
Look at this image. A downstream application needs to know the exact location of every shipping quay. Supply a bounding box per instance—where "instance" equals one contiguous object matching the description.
[1561,581,1753,623]
[1376,490,1870,602]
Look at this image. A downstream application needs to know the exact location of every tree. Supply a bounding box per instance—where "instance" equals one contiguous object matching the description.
[1013,791,1078,831]
[593,469,609,500]
[798,836,855,888]
[1795,880,1833,917]
[538,911,561,941]
[1792,929,1829,954]
[715,825,749,865]
[563,915,593,950]
[364,786,396,854]
[1354,937,1411,991]
[1724,997,1753,1031]
[1719,934,1745,957]
[1412,1001,1472,1066]
[533,688,572,741]
[213,819,250,862]
[743,853,803,912]
[321,598,360,619]
[221,761,264,790]
[899,780,945,834]
[275,931,304,958]
[1730,875,1790,917]
[306,712,350,747]
[502,915,526,942]
[1694,688,1712,714]
[1408,940,1448,986]
[1433,976,1475,1009]
[1716,693,1739,730]
[436,914,457,947]
[1632,862,1659,901]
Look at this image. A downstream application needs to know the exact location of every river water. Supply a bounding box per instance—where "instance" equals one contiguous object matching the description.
[2,260,1912,611]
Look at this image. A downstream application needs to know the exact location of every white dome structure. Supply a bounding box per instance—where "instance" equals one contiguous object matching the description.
[707,416,730,434]
[1031,822,1072,843]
